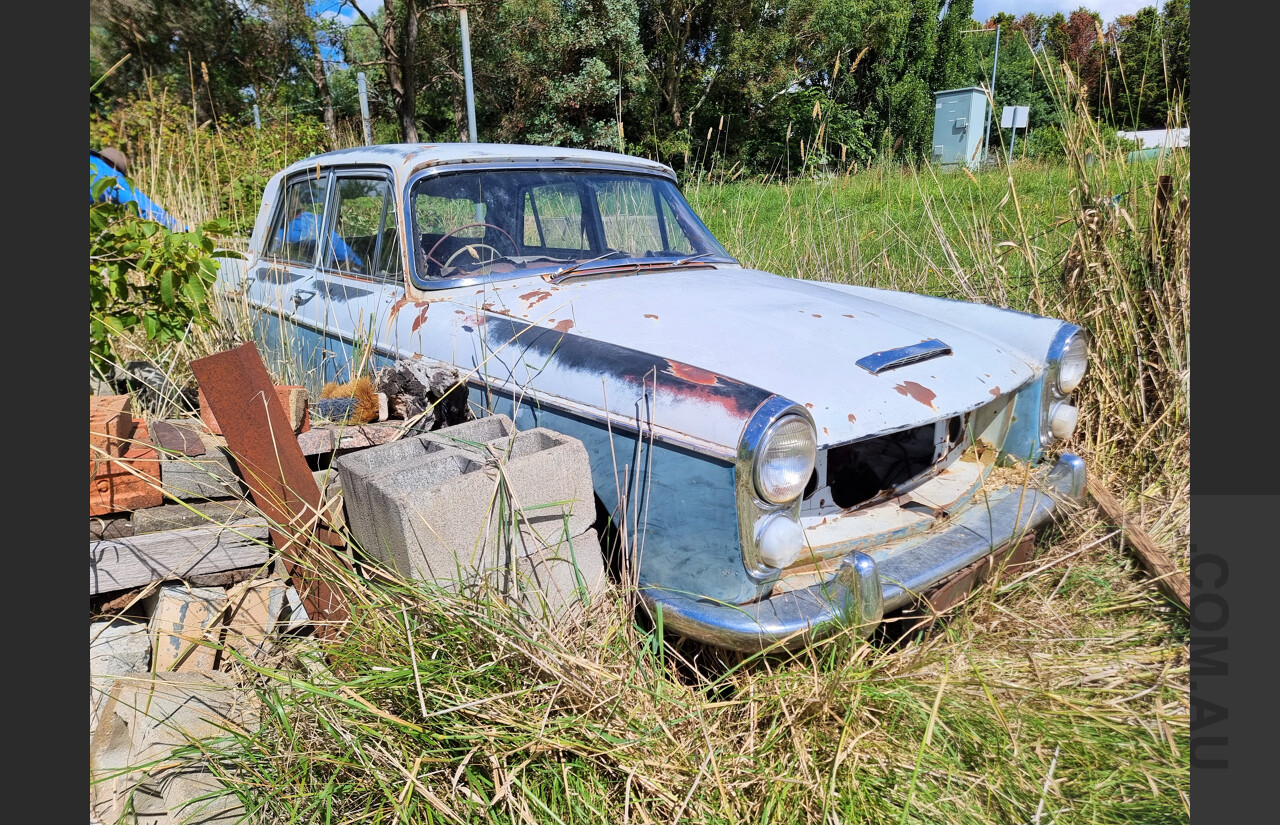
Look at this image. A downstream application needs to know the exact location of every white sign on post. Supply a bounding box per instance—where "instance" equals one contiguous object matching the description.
[1001,105,1030,129]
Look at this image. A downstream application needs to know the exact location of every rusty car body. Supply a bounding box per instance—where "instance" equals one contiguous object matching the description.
[217,143,1088,651]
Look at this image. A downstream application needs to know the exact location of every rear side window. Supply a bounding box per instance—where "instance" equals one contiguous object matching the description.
[265,176,328,264]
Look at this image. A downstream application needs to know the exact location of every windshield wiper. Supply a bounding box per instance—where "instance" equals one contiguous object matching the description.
[549,249,629,281]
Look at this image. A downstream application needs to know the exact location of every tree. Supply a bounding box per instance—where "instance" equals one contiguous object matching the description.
[344,0,469,142]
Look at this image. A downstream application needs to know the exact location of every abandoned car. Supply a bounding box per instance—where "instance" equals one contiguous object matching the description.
[217,143,1088,651]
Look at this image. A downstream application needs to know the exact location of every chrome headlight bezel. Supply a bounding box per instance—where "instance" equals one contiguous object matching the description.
[753,414,818,505]
[736,398,817,583]
[1041,324,1087,446]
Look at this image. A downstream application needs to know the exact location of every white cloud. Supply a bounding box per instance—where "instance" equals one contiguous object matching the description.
[969,1,1163,27]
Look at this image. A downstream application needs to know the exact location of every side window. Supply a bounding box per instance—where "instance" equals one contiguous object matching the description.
[265,176,328,264]
[327,177,402,279]
[523,184,586,251]
[593,179,693,255]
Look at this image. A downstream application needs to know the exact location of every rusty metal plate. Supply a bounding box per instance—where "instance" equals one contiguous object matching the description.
[190,344,349,637]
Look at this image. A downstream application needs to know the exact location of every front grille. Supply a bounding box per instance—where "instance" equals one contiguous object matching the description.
[805,415,965,512]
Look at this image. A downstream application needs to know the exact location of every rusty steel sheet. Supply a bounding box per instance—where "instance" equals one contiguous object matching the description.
[190,343,349,637]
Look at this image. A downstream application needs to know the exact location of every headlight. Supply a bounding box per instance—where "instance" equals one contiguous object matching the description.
[754,415,817,504]
[1055,332,1088,394]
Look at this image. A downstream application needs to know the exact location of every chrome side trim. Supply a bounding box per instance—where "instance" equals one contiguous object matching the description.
[643,453,1085,652]
[855,339,953,374]
[735,397,815,585]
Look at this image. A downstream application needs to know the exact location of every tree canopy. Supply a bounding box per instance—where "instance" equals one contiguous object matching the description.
[90,0,1191,175]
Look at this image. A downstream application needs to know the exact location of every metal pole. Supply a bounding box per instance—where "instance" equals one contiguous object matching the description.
[982,24,1000,167]
[357,72,372,146]
[459,9,478,143]
[1008,126,1016,164]
[253,104,261,130]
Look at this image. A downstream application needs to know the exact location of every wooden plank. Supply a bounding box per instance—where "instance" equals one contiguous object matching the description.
[89,518,270,595]
[1087,477,1191,611]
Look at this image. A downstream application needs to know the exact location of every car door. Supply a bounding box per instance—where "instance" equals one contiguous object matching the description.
[246,171,333,388]
[308,167,407,386]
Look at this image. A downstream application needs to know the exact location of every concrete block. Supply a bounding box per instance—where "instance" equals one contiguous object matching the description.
[353,420,597,598]
[131,499,256,534]
[90,619,152,735]
[89,671,255,825]
[511,528,608,620]
[333,425,484,558]
[145,585,228,673]
[91,619,152,677]
[90,421,163,517]
[222,578,287,662]
[158,428,246,501]
[89,395,135,461]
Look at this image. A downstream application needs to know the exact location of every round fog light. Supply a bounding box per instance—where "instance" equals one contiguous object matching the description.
[756,514,805,569]
[1049,403,1079,440]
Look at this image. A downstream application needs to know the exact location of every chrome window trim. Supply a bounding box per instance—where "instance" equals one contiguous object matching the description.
[736,396,816,585]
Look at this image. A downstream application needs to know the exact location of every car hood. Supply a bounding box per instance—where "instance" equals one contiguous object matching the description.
[487,265,1040,446]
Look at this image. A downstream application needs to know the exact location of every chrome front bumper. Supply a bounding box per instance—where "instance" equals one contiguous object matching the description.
[642,454,1086,652]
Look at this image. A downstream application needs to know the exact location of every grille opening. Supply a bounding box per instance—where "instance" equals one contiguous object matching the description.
[826,422,940,509]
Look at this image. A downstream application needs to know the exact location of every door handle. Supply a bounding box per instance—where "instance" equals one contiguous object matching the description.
[292,289,316,307]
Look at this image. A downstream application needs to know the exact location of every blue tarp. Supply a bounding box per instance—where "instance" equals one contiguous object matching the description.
[90,151,185,231]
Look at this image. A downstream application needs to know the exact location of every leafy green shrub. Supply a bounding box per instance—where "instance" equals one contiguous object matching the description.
[89,170,241,373]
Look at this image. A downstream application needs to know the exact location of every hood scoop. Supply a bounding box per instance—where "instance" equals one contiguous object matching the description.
[856,339,953,375]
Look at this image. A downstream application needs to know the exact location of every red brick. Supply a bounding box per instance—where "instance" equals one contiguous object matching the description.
[90,421,163,517]
[90,395,135,463]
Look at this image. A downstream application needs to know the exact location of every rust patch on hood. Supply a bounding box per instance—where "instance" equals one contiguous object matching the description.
[989,386,1001,398]
[843,314,855,319]
[894,381,937,409]
[665,360,720,385]
[551,319,575,332]
[520,289,551,306]
[847,414,856,423]
[644,313,659,319]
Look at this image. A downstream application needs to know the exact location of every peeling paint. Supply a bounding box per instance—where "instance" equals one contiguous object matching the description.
[552,319,575,332]
[893,380,937,409]
[520,289,552,306]
[666,359,721,386]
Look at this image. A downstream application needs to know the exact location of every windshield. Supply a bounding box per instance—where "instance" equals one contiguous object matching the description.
[410,169,735,282]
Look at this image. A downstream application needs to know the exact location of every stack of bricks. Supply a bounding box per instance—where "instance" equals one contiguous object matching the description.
[335,414,608,619]
[90,395,162,516]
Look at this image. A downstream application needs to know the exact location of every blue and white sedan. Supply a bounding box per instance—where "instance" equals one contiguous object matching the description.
[220,143,1088,651]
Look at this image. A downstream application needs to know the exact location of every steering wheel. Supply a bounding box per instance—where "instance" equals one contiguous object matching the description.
[424,223,519,275]
[444,243,505,271]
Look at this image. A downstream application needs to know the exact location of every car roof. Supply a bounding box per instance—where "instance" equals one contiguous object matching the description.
[280,143,677,181]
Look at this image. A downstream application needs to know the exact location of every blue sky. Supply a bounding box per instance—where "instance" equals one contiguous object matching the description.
[971,1,1161,26]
